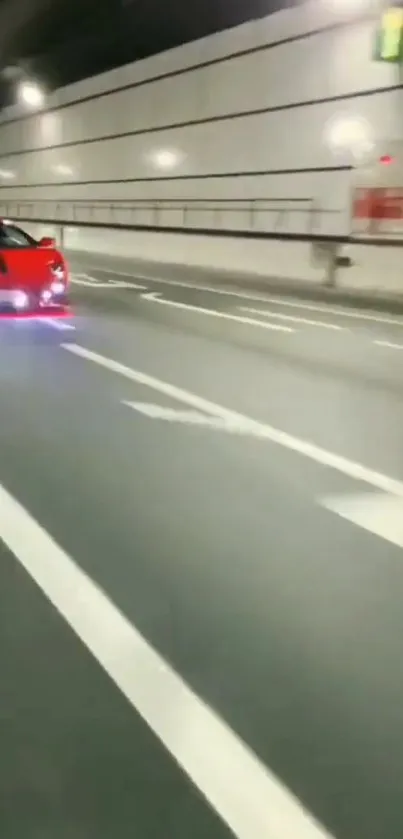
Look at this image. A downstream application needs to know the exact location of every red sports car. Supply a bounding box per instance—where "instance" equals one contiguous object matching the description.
[0,219,70,317]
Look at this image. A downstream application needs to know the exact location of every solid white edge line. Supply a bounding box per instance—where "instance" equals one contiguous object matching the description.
[374,340,403,350]
[239,306,344,330]
[0,481,335,839]
[76,263,403,326]
[62,342,403,498]
[141,291,294,332]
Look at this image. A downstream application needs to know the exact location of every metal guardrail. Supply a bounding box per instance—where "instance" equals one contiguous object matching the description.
[0,196,354,288]
[0,197,340,236]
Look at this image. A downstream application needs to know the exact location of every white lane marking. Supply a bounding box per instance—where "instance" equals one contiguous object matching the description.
[125,401,285,437]
[70,273,100,286]
[141,291,294,333]
[322,492,403,549]
[40,317,75,331]
[125,402,229,425]
[374,340,403,350]
[78,263,403,326]
[72,273,146,290]
[63,343,403,498]
[0,481,335,839]
[239,307,344,331]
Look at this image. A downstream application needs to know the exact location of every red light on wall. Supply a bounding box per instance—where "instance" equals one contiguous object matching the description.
[380,154,394,164]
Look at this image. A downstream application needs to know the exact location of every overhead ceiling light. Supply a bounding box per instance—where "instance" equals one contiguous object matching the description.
[54,164,73,176]
[151,149,182,169]
[0,170,15,179]
[325,114,374,162]
[18,81,45,109]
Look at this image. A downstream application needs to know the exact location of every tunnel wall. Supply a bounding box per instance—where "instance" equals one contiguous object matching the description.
[0,0,398,238]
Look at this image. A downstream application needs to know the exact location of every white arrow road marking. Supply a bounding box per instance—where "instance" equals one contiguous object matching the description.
[63,343,403,499]
[72,273,146,290]
[124,402,226,425]
[126,399,232,430]
[321,492,403,549]
[141,291,294,332]
[239,306,345,330]
[124,401,271,435]
[0,480,336,839]
[81,264,403,326]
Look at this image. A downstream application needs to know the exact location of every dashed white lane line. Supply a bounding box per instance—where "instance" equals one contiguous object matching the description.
[141,291,294,332]
[374,340,403,350]
[78,263,403,327]
[238,306,345,330]
[62,342,403,498]
[0,480,336,839]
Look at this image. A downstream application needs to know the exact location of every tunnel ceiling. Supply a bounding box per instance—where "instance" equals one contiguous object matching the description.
[0,0,296,109]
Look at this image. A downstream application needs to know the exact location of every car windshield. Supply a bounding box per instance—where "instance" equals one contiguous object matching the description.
[0,223,36,248]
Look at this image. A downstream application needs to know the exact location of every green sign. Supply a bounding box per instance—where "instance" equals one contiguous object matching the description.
[374,7,403,61]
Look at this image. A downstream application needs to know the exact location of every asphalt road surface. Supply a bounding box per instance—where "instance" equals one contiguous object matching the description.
[2,252,403,839]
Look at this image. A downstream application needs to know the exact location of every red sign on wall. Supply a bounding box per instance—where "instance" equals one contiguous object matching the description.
[353,188,403,219]
[352,188,403,235]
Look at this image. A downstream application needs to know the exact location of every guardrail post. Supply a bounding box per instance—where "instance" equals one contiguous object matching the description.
[311,240,340,287]
[59,225,65,249]
[325,251,337,287]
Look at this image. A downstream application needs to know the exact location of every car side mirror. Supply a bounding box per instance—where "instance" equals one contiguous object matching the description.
[39,236,55,248]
